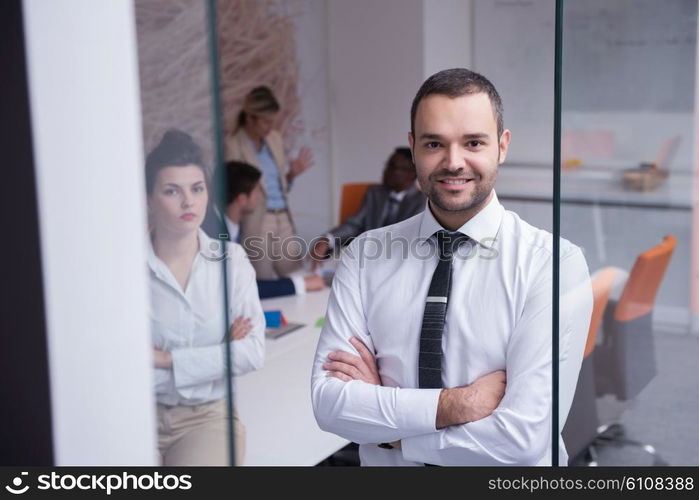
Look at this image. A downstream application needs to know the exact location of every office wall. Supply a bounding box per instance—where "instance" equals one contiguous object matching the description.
[326,0,476,223]
[692,11,699,335]
[422,0,472,80]
[472,0,555,166]
[279,0,333,241]
[327,0,424,223]
[22,0,156,465]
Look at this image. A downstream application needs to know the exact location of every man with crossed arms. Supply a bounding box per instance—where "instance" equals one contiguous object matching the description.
[311,68,592,466]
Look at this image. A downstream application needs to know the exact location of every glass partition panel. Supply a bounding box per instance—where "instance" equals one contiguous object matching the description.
[473,0,555,236]
[474,0,559,465]
[211,0,336,466]
[134,0,244,466]
[560,0,699,466]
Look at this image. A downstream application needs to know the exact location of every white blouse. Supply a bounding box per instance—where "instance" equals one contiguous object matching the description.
[148,229,265,406]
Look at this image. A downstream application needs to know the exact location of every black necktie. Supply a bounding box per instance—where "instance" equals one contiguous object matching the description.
[418,230,469,389]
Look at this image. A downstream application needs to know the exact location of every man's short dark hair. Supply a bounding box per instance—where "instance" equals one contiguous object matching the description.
[410,68,504,138]
[145,129,206,195]
[225,161,262,205]
[393,147,413,164]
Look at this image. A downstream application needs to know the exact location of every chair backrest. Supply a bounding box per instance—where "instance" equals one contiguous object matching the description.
[339,183,375,224]
[563,266,631,458]
[614,235,676,322]
[585,267,617,357]
[594,236,676,401]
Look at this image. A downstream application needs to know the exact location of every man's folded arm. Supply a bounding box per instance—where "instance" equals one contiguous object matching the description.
[401,256,556,466]
[401,248,592,466]
[311,240,440,444]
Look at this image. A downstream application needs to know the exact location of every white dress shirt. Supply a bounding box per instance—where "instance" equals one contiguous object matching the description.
[311,191,592,466]
[148,229,265,406]
[224,214,240,244]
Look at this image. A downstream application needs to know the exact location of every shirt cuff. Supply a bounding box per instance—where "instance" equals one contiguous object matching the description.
[394,387,441,436]
[401,429,442,465]
[289,273,306,295]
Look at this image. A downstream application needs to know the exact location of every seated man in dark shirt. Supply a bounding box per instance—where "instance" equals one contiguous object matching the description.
[310,147,426,263]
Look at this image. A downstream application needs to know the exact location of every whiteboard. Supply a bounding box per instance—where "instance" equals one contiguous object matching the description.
[473,0,697,165]
[562,0,696,112]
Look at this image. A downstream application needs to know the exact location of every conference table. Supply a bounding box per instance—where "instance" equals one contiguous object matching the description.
[234,288,350,465]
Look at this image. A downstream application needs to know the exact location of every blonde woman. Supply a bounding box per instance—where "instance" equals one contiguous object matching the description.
[225,86,313,280]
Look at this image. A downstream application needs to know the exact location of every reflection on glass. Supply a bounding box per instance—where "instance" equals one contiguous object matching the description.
[146,131,229,465]
[560,0,699,466]
[135,0,266,466]
[145,130,265,466]
[222,86,311,279]
[212,0,338,467]
[474,0,576,465]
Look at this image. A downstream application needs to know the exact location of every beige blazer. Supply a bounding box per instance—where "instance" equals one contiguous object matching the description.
[225,128,294,239]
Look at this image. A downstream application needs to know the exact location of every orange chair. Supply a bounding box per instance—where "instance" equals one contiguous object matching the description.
[563,267,617,464]
[585,268,618,357]
[584,236,676,465]
[339,183,376,225]
[564,236,676,465]
[595,235,676,400]
[613,235,676,323]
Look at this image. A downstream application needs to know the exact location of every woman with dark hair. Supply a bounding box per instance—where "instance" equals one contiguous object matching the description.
[146,129,264,465]
[225,86,313,280]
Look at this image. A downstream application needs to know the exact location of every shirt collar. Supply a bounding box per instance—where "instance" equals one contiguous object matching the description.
[147,229,212,281]
[389,184,416,202]
[146,232,161,276]
[246,133,268,155]
[418,190,504,248]
[224,214,240,241]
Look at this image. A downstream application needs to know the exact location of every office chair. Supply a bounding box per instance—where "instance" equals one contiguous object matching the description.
[595,235,675,398]
[562,267,617,465]
[339,183,375,224]
[591,235,676,465]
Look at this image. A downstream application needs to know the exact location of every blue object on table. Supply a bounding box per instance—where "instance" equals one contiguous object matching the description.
[264,310,283,328]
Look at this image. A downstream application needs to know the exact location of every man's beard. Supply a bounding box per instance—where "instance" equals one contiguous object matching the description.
[425,167,493,213]
[427,182,491,213]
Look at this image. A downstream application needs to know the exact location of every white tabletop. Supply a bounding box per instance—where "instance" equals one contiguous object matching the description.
[497,164,693,209]
[234,288,350,466]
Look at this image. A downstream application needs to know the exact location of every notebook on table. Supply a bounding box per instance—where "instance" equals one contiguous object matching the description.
[265,322,305,340]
